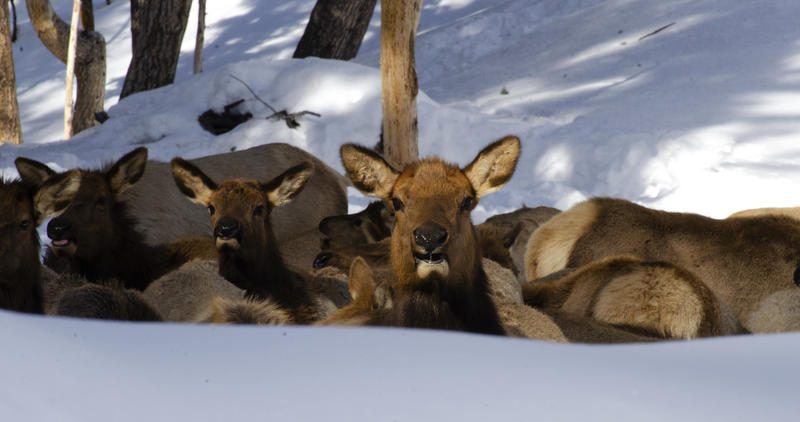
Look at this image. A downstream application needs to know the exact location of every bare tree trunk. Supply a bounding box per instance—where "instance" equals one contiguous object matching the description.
[193,0,205,74]
[9,0,16,42]
[64,0,81,139]
[27,0,106,135]
[381,0,421,169]
[0,0,22,144]
[80,0,94,31]
[293,0,377,60]
[120,0,192,99]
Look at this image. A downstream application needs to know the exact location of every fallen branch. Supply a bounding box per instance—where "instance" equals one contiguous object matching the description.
[639,22,675,41]
[228,75,320,129]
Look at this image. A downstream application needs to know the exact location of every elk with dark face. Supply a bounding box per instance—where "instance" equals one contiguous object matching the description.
[15,148,214,291]
[171,158,323,323]
[319,200,394,245]
[0,172,76,313]
[339,135,521,335]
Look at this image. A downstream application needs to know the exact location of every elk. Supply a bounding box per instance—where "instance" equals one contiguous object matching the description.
[312,206,557,278]
[15,148,215,291]
[315,257,394,327]
[525,197,800,333]
[522,255,745,339]
[118,143,348,248]
[338,135,523,335]
[171,158,341,324]
[0,173,78,313]
[318,200,395,246]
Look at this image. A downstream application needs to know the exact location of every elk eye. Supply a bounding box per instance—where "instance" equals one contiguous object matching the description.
[19,220,31,230]
[352,219,362,228]
[391,198,404,212]
[95,197,107,208]
[460,196,474,211]
[253,205,265,217]
[207,205,215,216]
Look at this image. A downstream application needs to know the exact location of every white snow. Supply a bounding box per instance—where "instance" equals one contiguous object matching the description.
[2,0,800,419]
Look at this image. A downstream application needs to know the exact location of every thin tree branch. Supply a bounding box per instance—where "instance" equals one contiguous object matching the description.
[639,22,675,41]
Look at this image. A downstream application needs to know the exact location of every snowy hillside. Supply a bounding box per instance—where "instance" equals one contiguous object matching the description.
[2,1,800,420]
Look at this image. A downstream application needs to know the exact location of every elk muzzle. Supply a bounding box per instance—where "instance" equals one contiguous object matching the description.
[47,218,76,254]
[412,223,449,278]
[214,217,241,249]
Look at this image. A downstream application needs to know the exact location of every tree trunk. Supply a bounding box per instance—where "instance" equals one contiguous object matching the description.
[80,0,94,31]
[381,0,421,169]
[0,0,22,144]
[10,0,17,42]
[293,0,377,60]
[120,0,192,99]
[193,0,205,74]
[64,0,81,139]
[27,0,106,136]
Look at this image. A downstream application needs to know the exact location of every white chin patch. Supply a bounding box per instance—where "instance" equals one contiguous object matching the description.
[216,238,240,249]
[416,260,449,279]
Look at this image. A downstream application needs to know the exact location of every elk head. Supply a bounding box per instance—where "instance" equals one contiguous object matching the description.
[340,136,521,291]
[171,158,313,269]
[15,148,148,262]
[0,177,52,279]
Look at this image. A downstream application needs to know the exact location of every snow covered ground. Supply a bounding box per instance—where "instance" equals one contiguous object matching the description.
[2,1,800,420]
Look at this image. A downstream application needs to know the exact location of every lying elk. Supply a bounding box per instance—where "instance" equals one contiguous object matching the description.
[15,148,215,291]
[119,143,348,247]
[525,197,800,333]
[318,200,395,247]
[337,135,524,335]
[0,173,78,313]
[171,158,340,323]
[522,255,745,339]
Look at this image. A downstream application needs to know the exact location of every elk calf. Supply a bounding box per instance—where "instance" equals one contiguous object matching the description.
[339,136,522,335]
[171,158,335,323]
[525,197,800,333]
[522,255,745,339]
[15,149,215,291]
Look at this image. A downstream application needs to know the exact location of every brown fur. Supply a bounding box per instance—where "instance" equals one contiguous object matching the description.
[171,158,339,324]
[120,143,348,248]
[339,136,522,335]
[142,259,244,322]
[56,281,162,321]
[319,200,395,246]
[315,257,395,326]
[202,296,291,325]
[0,178,48,313]
[17,148,217,291]
[522,255,744,339]
[313,205,558,279]
[728,206,800,220]
[525,197,800,333]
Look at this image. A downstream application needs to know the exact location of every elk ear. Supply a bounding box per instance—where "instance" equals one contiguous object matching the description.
[106,147,148,195]
[171,158,218,206]
[340,144,398,200]
[464,135,521,198]
[34,172,82,224]
[15,157,57,187]
[262,161,314,207]
[348,256,376,302]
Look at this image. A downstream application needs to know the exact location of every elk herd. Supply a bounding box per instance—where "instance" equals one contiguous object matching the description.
[2,134,799,343]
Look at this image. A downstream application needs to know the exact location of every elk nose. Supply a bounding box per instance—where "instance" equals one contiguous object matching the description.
[313,253,332,269]
[414,224,448,252]
[214,217,240,239]
[47,219,70,239]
